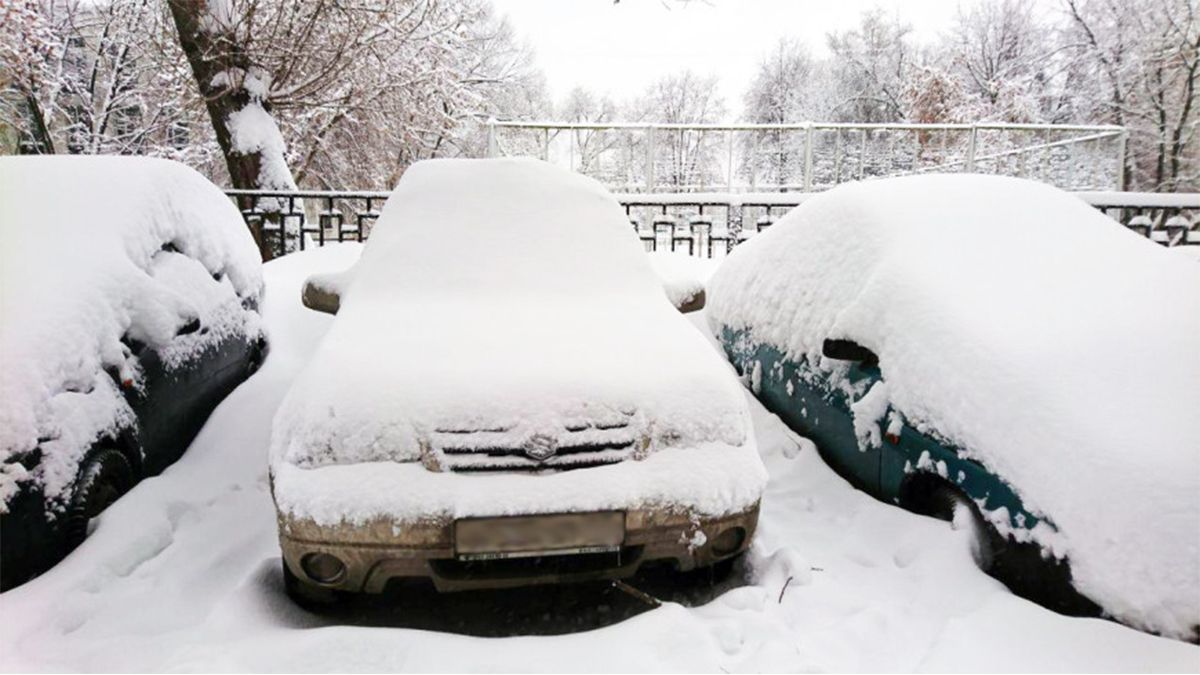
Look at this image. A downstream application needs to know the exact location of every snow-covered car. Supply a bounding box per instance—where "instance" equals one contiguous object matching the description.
[270,158,765,603]
[0,157,266,590]
[707,174,1200,641]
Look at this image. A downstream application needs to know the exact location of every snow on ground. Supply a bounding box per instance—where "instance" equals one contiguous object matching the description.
[707,175,1200,639]
[1172,245,1200,261]
[0,244,1196,673]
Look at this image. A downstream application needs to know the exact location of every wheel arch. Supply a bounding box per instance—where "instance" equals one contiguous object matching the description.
[897,469,974,520]
[104,428,144,482]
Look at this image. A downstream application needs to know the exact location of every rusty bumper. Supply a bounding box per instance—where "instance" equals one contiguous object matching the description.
[278,504,759,593]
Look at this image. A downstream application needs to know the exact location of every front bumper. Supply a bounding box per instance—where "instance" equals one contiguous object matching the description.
[278,504,760,593]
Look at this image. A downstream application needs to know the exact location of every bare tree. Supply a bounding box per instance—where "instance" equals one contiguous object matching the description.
[1063,0,1198,190]
[168,0,539,193]
[0,0,59,153]
[558,86,621,174]
[629,70,726,188]
[742,38,826,186]
[1,0,202,158]
[826,10,915,123]
[946,0,1055,122]
[165,0,542,256]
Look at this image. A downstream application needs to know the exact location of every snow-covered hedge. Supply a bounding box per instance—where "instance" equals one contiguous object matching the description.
[707,174,1200,640]
[0,157,264,511]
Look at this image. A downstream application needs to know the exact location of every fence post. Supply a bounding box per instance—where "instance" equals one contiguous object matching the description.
[858,129,867,179]
[966,125,978,172]
[1115,129,1128,191]
[833,128,843,184]
[645,125,656,192]
[803,124,814,191]
[486,118,498,157]
[726,129,734,192]
[750,132,759,189]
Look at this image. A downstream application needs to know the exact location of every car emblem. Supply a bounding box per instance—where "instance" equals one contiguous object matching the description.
[524,433,558,462]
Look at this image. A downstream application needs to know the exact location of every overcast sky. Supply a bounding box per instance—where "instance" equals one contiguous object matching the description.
[489,0,989,115]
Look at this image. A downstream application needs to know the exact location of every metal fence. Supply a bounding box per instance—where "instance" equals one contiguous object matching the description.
[227,189,1200,259]
[484,121,1128,192]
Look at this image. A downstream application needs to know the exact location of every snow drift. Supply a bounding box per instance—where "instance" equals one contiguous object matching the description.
[706,174,1200,640]
[0,156,263,510]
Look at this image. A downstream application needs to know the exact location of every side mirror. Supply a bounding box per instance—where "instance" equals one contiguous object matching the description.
[822,338,879,368]
[674,288,706,314]
[302,279,339,314]
[301,268,355,315]
[650,253,706,314]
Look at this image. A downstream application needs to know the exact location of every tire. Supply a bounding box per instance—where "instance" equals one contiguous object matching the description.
[928,484,996,571]
[245,336,268,376]
[907,478,1101,618]
[989,537,1101,617]
[282,559,342,609]
[62,448,135,551]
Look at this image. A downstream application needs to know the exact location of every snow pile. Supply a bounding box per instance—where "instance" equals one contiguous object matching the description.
[0,156,263,510]
[270,158,759,522]
[707,174,1200,640]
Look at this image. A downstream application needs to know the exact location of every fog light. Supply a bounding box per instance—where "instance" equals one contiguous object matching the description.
[300,552,346,584]
[711,527,746,556]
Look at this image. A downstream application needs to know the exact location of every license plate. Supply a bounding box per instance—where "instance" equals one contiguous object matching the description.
[455,512,625,560]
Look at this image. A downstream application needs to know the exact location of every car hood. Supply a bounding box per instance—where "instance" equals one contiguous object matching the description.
[270,294,749,471]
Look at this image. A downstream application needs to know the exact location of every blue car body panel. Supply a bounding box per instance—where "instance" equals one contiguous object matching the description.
[719,326,1042,535]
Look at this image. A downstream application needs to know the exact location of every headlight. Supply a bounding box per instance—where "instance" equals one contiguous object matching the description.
[711,527,747,556]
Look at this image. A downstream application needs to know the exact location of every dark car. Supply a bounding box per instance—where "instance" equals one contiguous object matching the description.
[0,157,267,590]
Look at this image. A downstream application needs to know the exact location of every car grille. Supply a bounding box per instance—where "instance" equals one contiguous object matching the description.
[428,412,645,474]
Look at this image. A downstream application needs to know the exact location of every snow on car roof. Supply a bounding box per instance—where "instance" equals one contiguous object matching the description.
[270,159,753,504]
[0,156,263,509]
[706,173,1200,639]
[346,157,663,300]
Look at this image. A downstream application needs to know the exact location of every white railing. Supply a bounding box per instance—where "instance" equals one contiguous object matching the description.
[484,120,1128,193]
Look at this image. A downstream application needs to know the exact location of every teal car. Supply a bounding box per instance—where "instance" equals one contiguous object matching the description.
[704,175,1200,641]
[717,327,1096,615]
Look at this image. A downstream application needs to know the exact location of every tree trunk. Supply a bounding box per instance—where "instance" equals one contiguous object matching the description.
[167,0,296,260]
[20,94,55,154]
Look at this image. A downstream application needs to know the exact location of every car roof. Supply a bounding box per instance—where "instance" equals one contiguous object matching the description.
[340,158,663,307]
